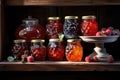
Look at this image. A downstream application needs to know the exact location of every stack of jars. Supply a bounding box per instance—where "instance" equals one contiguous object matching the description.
[9,15,98,62]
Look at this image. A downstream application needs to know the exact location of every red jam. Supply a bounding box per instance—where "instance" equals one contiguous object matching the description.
[47,39,65,61]
[65,39,83,62]
[15,16,46,42]
[46,17,63,39]
[80,15,98,36]
[11,39,28,61]
[30,39,46,61]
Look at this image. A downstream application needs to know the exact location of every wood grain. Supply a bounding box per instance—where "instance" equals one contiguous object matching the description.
[0,61,120,71]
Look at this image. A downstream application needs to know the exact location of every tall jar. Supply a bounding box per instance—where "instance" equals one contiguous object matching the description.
[63,16,79,39]
[80,15,98,36]
[46,17,63,39]
[65,39,83,62]
[47,39,65,61]
[15,16,46,42]
[11,39,28,61]
[30,39,46,61]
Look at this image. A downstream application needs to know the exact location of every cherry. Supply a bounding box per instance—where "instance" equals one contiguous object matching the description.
[27,55,34,62]
[85,56,92,62]
[93,56,98,62]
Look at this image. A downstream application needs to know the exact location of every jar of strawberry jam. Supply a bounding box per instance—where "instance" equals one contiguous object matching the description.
[46,17,63,39]
[63,16,79,39]
[80,15,98,36]
[47,39,65,61]
[11,39,28,61]
[31,39,46,61]
[15,16,46,42]
[65,39,83,62]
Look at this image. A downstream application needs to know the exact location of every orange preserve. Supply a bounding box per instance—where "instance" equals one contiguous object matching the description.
[80,15,98,36]
[65,39,83,62]
[30,39,46,61]
[46,17,63,39]
[47,39,65,61]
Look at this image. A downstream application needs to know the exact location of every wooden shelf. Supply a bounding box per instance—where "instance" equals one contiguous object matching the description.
[5,0,120,6]
[0,61,120,71]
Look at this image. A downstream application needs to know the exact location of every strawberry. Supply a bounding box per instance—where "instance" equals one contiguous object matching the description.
[85,56,92,62]
[107,57,113,63]
[27,55,34,62]
[96,31,102,36]
[93,56,98,62]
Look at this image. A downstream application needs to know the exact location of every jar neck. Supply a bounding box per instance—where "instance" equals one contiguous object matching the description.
[65,19,78,23]
[48,20,60,24]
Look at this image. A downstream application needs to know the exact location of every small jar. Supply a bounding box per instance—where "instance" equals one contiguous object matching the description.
[63,16,79,39]
[80,15,98,36]
[15,16,46,42]
[31,39,46,61]
[46,17,63,39]
[47,39,65,61]
[11,39,28,61]
[65,39,83,62]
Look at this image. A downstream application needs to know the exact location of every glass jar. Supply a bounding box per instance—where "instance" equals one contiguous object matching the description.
[63,16,79,39]
[11,39,28,61]
[31,39,46,61]
[65,39,83,62]
[46,17,63,39]
[47,39,65,61]
[80,15,98,36]
[15,16,46,42]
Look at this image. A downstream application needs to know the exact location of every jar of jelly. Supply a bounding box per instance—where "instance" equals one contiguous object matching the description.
[47,39,65,61]
[15,16,46,42]
[80,15,98,36]
[31,39,46,61]
[63,16,79,39]
[65,39,83,62]
[46,17,63,39]
[11,39,28,61]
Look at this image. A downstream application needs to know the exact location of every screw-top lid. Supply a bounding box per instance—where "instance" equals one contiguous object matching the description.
[82,15,96,19]
[14,39,26,43]
[65,16,78,19]
[48,17,60,20]
[49,39,62,42]
[31,39,45,43]
[22,16,39,25]
[67,39,81,42]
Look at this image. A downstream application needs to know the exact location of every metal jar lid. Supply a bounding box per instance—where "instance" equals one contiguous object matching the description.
[82,15,96,19]
[14,39,26,43]
[49,39,62,42]
[65,16,78,19]
[48,17,60,20]
[22,16,39,25]
[67,39,81,42]
[31,39,45,43]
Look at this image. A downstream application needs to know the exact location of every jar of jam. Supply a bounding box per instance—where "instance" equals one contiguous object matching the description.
[65,39,83,62]
[31,39,46,61]
[11,39,28,61]
[15,16,46,42]
[47,39,65,61]
[63,16,79,39]
[80,15,98,36]
[46,17,63,39]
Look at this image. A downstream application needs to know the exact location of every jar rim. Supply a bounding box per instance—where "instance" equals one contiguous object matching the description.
[67,39,81,42]
[31,39,45,43]
[14,39,26,43]
[48,17,60,20]
[82,15,96,19]
[65,16,78,19]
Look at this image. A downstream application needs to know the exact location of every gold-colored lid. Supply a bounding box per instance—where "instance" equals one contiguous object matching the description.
[67,39,81,42]
[14,39,26,43]
[48,17,60,20]
[49,39,62,42]
[31,39,45,43]
[82,15,96,19]
[65,16,78,19]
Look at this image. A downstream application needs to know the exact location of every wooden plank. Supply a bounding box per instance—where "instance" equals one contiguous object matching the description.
[6,0,91,6]
[0,61,120,71]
